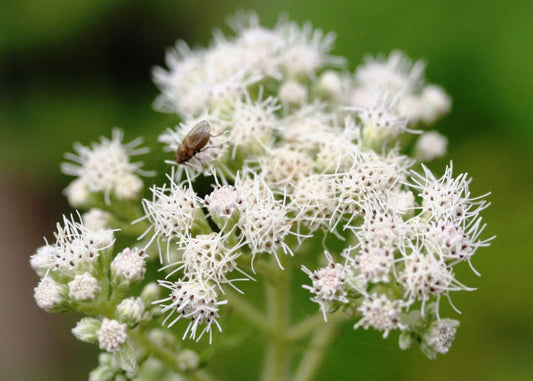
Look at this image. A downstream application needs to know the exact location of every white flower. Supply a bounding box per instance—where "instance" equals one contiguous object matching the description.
[229,11,285,78]
[314,118,361,173]
[335,150,413,222]
[415,131,448,161]
[278,21,344,79]
[238,180,294,267]
[228,95,280,157]
[357,208,408,250]
[291,174,337,232]
[317,70,348,102]
[260,147,314,190]
[279,80,308,106]
[30,245,55,277]
[302,252,349,320]
[64,179,91,207]
[96,318,128,352]
[398,250,471,313]
[49,214,115,275]
[354,246,394,283]
[280,103,336,147]
[61,128,152,204]
[139,175,203,259]
[410,163,490,222]
[348,92,415,144]
[172,232,247,289]
[82,209,112,231]
[355,51,425,94]
[420,85,451,123]
[153,42,262,117]
[157,279,227,343]
[68,273,100,301]
[204,183,244,219]
[354,293,406,338]
[34,277,65,311]
[111,247,147,284]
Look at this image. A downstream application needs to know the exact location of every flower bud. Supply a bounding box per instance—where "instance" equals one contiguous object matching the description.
[111,248,147,289]
[72,317,101,344]
[177,349,199,372]
[116,297,145,327]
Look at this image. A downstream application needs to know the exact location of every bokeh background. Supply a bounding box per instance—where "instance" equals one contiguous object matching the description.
[1,0,532,380]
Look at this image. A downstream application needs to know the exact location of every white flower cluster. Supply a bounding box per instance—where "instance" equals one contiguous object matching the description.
[31,12,492,368]
[146,13,492,356]
[62,128,152,205]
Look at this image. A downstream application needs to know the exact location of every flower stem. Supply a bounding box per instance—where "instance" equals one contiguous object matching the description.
[291,320,342,381]
[261,258,290,381]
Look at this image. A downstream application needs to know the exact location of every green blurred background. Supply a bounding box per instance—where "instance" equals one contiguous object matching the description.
[1,0,532,380]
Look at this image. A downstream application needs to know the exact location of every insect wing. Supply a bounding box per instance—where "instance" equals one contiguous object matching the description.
[185,121,211,148]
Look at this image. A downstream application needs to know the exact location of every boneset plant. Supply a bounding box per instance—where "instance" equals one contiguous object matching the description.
[31,12,493,381]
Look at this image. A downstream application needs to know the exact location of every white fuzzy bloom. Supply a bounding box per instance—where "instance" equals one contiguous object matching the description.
[111,247,147,283]
[354,246,394,283]
[279,80,307,106]
[261,147,313,189]
[410,163,490,222]
[30,245,55,277]
[49,214,114,275]
[204,184,243,218]
[399,252,454,309]
[34,277,65,311]
[82,209,111,231]
[279,22,344,79]
[354,293,406,338]
[313,117,361,173]
[64,179,92,207]
[291,174,337,232]
[280,103,336,147]
[68,273,100,301]
[157,279,227,343]
[302,252,349,320]
[358,208,408,250]
[114,173,144,200]
[229,12,285,78]
[139,176,203,252]
[176,232,245,287]
[96,318,128,352]
[355,51,425,94]
[153,42,261,116]
[351,93,413,143]
[384,190,415,215]
[336,150,413,221]
[228,95,279,156]
[238,187,293,266]
[317,70,347,101]
[420,85,451,123]
[415,131,448,161]
[61,129,151,204]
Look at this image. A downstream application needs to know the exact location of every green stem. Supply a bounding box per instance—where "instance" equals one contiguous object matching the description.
[291,321,342,381]
[288,310,346,342]
[261,257,290,381]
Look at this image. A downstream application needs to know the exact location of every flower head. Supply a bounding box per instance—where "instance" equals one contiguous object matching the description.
[96,318,128,352]
[354,293,406,338]
[61,129,151,204]
[157,279,227,343]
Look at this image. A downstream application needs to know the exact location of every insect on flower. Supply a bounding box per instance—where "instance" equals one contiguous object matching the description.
[176,120,215,164]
